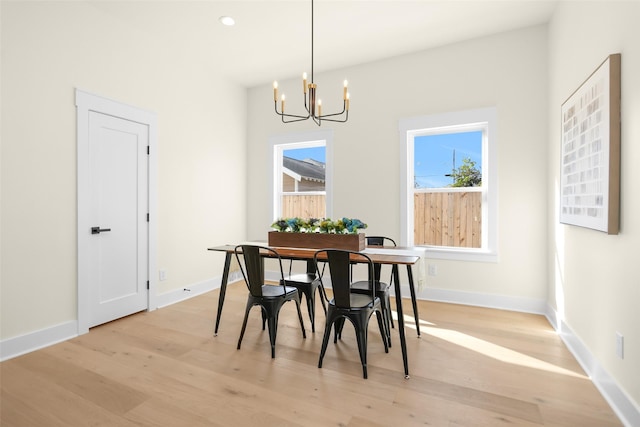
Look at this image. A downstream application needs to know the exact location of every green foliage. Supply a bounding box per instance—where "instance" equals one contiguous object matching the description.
[271,217,367,234]
[449,157,482,187]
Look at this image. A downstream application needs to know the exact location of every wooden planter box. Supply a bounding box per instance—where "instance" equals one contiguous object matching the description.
[268,231,365,251]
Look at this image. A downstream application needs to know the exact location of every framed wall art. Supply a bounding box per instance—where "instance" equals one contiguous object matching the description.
[560,53,621,234]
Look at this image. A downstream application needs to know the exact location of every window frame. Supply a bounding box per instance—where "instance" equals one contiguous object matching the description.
[269,129,333,221]
[399,107,498,262]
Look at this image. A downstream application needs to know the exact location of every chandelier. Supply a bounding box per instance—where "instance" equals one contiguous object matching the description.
[273,0,349,125]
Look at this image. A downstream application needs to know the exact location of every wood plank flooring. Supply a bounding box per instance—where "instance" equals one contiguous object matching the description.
[1,282,622,426]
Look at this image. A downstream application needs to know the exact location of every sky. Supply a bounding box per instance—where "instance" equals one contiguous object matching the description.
[414,131,482,188]
[284,146,326,163]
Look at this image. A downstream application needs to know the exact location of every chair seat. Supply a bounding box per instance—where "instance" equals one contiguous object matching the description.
[261,285,298,298]
[350,280,390,293]
[285,273,317,284]
[329,294,379,310]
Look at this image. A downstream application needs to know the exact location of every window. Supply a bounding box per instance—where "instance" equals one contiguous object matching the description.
[400,108,497,261]
[269,130,333,220]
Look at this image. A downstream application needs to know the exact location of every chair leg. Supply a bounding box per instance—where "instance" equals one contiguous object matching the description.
[387,293,395,329]
[380,294,392,348]
[376,310,389,353]
[318,316,335,369]
[302,288,315,333]
[237,301,252,350]
[334,318,346,343]
[261,308,267,331]
[294,297,307,339]
[267,313,278,358]
[354,314,369,379]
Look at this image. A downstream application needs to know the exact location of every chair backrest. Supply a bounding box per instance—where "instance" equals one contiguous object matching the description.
[234,245,285,297]
[365,236,396,281]
[314,249,375,309]
[365,236,396,247]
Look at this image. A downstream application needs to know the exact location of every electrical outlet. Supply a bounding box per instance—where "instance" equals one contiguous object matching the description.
[616,332,624,359]
[428,264,437,276]
[159,270,167,281]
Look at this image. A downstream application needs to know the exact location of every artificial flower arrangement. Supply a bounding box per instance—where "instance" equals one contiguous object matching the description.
[270,217,367,234]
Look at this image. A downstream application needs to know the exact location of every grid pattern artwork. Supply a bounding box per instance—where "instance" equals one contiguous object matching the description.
[559,54,620,234]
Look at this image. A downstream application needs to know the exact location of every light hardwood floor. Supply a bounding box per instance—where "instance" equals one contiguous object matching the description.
[1,282,622,426]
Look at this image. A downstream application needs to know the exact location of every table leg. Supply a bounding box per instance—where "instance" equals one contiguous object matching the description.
[214,252,232,336]
[406,265,421,337]
[392,264,410,379]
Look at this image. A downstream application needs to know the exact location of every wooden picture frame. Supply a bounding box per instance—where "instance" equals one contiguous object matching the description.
[560,53,621,234]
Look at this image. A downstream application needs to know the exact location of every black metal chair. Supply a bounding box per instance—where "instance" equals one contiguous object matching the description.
[314,249,388,379]
[234,245,306,358]
[350,236,396,347]
[283,259,327,333]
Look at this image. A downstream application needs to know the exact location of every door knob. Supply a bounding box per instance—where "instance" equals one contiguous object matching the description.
[91,227,112,234]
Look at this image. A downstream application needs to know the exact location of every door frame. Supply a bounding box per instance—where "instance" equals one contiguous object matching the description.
[76,89,158,335]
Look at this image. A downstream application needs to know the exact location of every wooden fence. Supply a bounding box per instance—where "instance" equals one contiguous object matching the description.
[414,191,482,248]
[281,191,481,248]
[282,194,326,219]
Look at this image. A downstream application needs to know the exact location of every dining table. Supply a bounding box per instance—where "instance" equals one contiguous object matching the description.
[207,243,424,379]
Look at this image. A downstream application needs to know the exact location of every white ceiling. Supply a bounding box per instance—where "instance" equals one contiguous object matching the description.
[91,0,559,88]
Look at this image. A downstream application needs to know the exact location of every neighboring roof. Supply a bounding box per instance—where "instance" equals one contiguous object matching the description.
[283,156,325,183]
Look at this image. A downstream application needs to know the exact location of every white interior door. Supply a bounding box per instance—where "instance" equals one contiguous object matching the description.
[87,111,149,327]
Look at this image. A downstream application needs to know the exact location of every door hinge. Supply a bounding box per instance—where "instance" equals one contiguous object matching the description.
[147,146,150,155]
[147,280,150,290]
[147,213,149,222]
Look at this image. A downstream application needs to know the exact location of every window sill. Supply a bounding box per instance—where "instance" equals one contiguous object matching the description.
[420,246,498,263]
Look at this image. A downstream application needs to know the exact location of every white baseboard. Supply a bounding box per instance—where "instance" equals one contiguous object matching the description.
[267,275,547,316]
[155,279,217,308]
[0,320,78,362]
[545,306,640,427]
[155,271,242,308]
[0,272,243,362]
[411,286,547,314]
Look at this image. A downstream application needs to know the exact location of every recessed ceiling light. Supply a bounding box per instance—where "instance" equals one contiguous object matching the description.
[219,16,235,26]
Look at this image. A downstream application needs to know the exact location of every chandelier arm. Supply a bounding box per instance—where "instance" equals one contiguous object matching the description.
[274,102,311,121]
[317,104,347,118]
[316,113,349,123]
[282,115,313,124]
[278,112,312,121]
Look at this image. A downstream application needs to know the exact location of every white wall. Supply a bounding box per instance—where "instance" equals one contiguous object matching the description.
[548,1,640,412]
[247,26,549,306]
[0,2,247,340]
